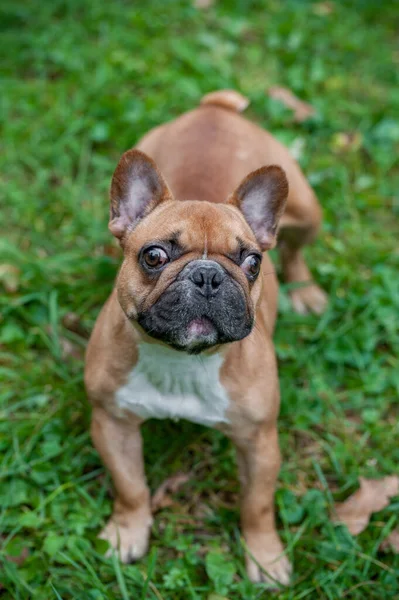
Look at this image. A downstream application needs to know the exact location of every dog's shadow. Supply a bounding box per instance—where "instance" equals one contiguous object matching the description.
[141,419,239,513]
[142,418,210,482]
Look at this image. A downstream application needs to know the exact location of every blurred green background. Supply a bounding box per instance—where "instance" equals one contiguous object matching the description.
[0,0,398,598]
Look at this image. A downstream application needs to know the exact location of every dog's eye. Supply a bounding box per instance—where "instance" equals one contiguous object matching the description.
[242,254,261,278]
[143,246,169,269]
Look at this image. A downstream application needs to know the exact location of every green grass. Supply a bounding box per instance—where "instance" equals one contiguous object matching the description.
[1,0,399,598]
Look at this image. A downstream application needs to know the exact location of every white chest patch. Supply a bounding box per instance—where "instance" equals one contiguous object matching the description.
[115,343,230,427]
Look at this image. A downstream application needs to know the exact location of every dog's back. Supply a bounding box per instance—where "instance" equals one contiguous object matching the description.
[137,90,313,211]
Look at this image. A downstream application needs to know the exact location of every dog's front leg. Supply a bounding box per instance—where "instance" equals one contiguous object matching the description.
[91,407,152,562]
[232,424,291,587]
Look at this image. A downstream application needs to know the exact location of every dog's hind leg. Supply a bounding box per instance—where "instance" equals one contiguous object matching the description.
[278,183,327,314]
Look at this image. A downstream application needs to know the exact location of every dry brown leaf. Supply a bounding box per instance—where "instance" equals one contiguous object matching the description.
[0,544,29,591]
[7,546,29,565]
[194,0,214,7]
[380,529,399,553]
[60,337,84,361]
[62,311,89,338]
[151,472,190,513]
[313,2,334,16]
[0,264,21,293]
[332,131,363,152]
[333,476,399,535]
[102,243,122,259]
[268,86,316,122]
[62,312,83,333]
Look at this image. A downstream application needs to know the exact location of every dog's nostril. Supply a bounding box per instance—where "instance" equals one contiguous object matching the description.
[190,265,223,294]
[192,271,205,287]
[211,272,222,289]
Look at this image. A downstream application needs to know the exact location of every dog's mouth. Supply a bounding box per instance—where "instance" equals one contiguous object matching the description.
[137,313,220,354]
[187,317,215,338]
[136,271,254,353]
[184,317,218,351]
[137,307,252,354]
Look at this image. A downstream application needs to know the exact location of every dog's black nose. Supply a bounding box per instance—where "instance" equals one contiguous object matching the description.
[189,262,224,297]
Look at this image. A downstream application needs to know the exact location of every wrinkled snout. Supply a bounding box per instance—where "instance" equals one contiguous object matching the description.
[181,260,225,298]
[137,259,253,353]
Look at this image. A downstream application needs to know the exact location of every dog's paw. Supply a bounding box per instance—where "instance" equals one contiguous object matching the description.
[290,283,327,315]
[245,534,292,587]
[99,510,153,563]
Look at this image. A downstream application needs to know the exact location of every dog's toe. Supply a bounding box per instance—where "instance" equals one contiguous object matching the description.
[99,512,152,563]
[247,551,292,587]
[245,533,292,587]
[259,554,292,587]
[290,283,327,315]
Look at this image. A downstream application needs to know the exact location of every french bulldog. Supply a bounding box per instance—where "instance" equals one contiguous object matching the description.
[84,90,327,586]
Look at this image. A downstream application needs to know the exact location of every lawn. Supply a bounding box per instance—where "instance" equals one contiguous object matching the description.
[1,0,399,598]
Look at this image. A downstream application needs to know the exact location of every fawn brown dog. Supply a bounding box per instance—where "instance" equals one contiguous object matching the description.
[85,90,327,586]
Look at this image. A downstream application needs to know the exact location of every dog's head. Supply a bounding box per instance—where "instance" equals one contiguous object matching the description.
[109,150,288,353]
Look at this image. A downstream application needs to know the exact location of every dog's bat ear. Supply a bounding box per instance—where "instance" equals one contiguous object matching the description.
[228,165,288,251]
[109,149,173,240]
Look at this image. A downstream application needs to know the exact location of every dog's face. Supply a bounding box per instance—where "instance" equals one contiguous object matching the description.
[109,150,288,353]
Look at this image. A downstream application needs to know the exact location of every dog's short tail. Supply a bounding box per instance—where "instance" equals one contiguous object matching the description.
[200,89,249,113]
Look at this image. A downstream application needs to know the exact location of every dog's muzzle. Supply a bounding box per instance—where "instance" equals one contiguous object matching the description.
[137,259,253,353]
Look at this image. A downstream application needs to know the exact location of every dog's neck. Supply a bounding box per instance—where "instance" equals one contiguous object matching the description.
[135,341,222,369]
[114,341,230,426]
